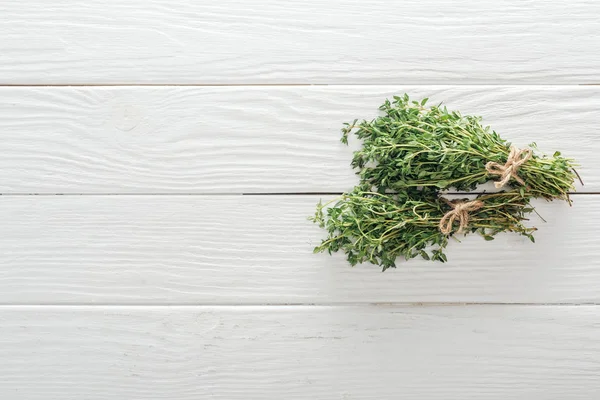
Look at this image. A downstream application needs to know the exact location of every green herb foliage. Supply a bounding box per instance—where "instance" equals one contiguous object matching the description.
[311,187,536,271]
[312,94,579,270]
[341,94,578,202]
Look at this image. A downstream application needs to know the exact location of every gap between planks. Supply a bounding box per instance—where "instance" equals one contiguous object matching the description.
[0,83,599,87]
[0,192,596,196]
[0,303,598,308]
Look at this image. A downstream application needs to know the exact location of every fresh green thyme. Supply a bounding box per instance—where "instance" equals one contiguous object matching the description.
[311,93,581,270]
[311,187,536,271]
[341,94,579,202]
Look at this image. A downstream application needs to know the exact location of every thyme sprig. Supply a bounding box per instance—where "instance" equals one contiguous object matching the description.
[311,187,536,271]
[312,94,579,270]
[341,94,578,201]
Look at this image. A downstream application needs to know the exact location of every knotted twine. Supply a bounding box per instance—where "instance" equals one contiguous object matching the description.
[485,145,532,189]
[439,199,484,235]
[439,145,532,234]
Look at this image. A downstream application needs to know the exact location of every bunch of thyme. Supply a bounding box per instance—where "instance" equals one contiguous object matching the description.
[311,94,580,270]
[341,94,579,202]
[311,187,536,271]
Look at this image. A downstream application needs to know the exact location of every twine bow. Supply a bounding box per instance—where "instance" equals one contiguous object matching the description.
[485,145,532,189]
[439,199,484,235]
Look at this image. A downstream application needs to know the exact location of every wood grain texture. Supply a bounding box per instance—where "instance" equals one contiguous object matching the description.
[1,305,599,399]
[1,0,599,84]
[0,85,596,194]
[1,194,599,304]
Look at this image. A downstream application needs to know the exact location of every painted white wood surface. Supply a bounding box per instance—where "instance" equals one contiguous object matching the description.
[0,85,596,194]
[1,194,598,304]
[1,305,599,399]
[1,1,599,84]
[3,0,600,395]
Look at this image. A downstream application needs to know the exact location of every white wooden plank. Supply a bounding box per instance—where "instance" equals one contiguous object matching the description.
[1,194,599,304]
[0,85,596,193]
[1,1,599,84]
[1,305,599,399]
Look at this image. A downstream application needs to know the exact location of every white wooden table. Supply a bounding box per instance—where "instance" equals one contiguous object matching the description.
[1,1,599,398]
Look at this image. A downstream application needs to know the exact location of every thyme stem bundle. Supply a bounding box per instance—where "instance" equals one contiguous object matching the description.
[311,188,536,271]
[312,94,579,270]
[341,94,578,201]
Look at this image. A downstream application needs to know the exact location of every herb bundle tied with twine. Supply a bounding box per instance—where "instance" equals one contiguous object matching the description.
[311,94,581,270]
